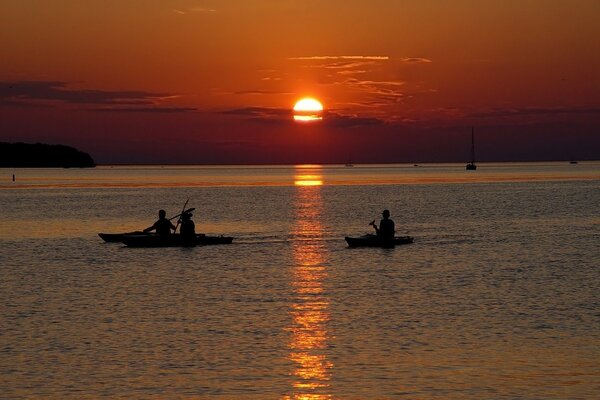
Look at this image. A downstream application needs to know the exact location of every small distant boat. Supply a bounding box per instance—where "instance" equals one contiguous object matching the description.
[345,234,414,248]
[121,233,233,248]
[466,127,477,170]
[569,160,578,164]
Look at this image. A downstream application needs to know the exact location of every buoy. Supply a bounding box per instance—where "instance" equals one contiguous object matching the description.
[12,174,15,182]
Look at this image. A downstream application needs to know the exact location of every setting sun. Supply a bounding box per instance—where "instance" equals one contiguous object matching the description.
[293,98,323,122]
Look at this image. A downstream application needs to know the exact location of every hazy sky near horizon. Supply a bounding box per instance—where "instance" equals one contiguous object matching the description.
[1,1,599,163]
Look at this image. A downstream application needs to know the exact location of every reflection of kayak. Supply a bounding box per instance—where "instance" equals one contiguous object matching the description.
[98,231,146,242]
[345,234,414,248]
[121,234,233,248]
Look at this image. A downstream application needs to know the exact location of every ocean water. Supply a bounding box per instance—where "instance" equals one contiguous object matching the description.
[1,163,599,399]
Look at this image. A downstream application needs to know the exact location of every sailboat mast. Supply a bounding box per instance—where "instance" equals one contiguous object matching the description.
[471,127,475,163]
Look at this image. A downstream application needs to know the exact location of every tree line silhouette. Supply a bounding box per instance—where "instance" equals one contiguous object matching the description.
[0,142,95,167]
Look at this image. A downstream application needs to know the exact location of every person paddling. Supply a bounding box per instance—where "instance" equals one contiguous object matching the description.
[144,209,176,236]
[179,212,196,245]
[369,209,395,239]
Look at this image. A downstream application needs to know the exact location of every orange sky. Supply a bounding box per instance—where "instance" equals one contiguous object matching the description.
[1,1,599,163]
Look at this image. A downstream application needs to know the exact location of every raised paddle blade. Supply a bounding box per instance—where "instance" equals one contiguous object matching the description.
[169,207,195,221]
[173,199,189,233]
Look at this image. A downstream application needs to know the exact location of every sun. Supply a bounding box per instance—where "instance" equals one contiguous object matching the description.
[293,97,323,122]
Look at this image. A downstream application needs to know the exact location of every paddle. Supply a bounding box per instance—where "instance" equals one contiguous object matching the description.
[169,208,195,221]
[173,199,189,234]
[369,219,380,236]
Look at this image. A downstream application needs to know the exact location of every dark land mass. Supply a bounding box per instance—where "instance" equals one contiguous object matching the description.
[0,142,95,168]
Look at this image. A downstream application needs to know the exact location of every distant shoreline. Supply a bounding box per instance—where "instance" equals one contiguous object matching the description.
[0,142,95,168]
[2,160,598,169]
[92,160,597,167]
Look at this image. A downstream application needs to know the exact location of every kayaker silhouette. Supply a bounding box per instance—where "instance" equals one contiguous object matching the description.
[143,209,176,236]
[369,209,395,239]
[180,212,196,245]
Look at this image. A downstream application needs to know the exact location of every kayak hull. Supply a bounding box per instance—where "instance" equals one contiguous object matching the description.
[121,234,233,248]
[345,234,414,248]
[98,231,146,242]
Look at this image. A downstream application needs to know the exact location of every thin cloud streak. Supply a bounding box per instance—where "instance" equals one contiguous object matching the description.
[470,106,600,118]
[399,57,433,63]
[174,7,216,14]
[0,81,172,106]
[218,106,290,119]
[233,90,294,95]
[216,107,386,128]
[289,55,389,60]
[93,106,196,113]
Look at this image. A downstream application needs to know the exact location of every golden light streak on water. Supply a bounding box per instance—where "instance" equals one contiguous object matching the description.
[294,172,323,186]
[284,169,332,400]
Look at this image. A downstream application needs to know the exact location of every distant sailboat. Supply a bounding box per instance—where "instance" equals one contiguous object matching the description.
[466,127,477,170]
[345,153,354,167]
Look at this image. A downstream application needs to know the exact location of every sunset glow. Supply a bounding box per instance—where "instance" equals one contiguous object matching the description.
[2,2,599,398]
[1,1,599,163]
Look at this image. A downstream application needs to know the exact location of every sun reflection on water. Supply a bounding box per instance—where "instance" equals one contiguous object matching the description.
[284,166,332,400]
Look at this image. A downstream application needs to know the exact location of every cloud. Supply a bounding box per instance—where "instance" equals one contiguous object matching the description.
[326,78,405,103]
[335,101,391,109]
[299,59,380,78]
[0,81,178,107]
[289,55,389,61]
[336,69,368,76]
[469,106,600,118]
[217,106,385,128]
[322,111,385,128]
[189,7,216,12]
[318,61,375,70]
[398,57,433,63]
[289,55,431,63]
[92,106,196,113]
[346,79,405,87]
[233,90,293,95]
[219,106,290,119]
[174,7,216,14]
[0,98,55,108]
[288,56,411,105]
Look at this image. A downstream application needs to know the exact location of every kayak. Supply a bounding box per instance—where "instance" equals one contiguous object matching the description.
[98,231,146,243]
[98,208,197,242]
[345,234,414,248]
[121,233,233,248]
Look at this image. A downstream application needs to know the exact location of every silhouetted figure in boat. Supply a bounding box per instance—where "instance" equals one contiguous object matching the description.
[144,209,176,236]
[180,212,196,245]
[370,209,395,239]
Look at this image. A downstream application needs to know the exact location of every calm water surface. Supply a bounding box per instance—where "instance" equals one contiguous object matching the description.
[1,163,599,399]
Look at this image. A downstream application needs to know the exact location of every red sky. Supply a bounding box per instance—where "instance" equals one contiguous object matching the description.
[1,1,599,164]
